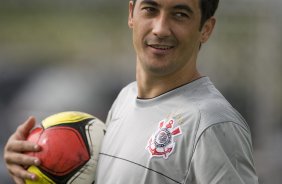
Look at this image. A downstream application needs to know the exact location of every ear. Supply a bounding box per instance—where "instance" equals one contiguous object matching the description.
[128,1,134,28]
[200,17,216,43]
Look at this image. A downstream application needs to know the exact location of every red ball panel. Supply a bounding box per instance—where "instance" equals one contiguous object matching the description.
[27,126,90,176]
[27,127,43,144]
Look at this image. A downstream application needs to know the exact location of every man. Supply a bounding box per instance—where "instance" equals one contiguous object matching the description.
[4,0,259,183]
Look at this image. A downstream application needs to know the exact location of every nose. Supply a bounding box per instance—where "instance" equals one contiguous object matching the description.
[152,14,171,38]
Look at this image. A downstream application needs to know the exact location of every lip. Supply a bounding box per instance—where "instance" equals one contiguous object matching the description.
[146,44,175,55]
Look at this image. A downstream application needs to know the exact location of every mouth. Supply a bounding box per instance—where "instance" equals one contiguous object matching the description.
[147,44,175,51]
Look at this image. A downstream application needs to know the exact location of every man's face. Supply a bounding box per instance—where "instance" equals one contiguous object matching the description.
[128,0,214,77]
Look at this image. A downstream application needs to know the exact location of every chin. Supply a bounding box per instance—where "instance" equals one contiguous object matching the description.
[145,64,174,76]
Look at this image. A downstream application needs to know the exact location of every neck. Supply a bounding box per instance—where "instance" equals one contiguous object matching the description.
[136,59,201,99]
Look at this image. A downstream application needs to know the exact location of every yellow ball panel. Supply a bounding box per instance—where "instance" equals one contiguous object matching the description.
[42,111,94,128]
[25,165,55,184]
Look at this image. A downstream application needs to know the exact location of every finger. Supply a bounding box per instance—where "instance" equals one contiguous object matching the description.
[5,152,40,166]
[5,139,40,153]
[14,176,25,184]
[9,164,37,181]
[15,116,36,140]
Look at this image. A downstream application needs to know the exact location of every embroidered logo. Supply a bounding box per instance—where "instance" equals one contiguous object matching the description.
[146,118,182,159]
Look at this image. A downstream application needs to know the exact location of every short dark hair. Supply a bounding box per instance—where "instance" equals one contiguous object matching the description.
[199,0,219,28]
[131,0,219,29]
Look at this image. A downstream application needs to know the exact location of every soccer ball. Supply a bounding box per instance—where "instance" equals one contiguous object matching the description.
[25,111,106,184]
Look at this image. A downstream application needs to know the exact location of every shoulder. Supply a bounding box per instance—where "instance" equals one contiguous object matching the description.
[178,78,251,143]
[105,81,137,124]
[195,90,250,140]
[113,81,137,106]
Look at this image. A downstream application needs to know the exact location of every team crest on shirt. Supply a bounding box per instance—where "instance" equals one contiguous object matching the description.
[146,118,182,159]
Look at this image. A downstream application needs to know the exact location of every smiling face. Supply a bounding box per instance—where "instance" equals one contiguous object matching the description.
[129,0,215,78]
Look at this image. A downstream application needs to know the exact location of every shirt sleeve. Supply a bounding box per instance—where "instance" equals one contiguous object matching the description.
[186,122,259,184]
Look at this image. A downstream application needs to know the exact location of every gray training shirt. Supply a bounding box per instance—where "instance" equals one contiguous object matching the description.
[96,77,259,184]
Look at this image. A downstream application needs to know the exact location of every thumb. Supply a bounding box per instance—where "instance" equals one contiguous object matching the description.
[16,116,37,140]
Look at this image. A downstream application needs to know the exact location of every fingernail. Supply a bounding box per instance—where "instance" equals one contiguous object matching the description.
[30,174,36,180]
[34,158,40,165]
[34,145,40,150]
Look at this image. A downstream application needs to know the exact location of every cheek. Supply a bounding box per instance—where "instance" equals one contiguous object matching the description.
[132,27,142,52]
[132,21,150,48]
[180,30,201,50]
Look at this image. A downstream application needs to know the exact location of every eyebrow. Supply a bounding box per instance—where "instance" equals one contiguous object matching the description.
[140,0,159,7]
[173,4,194,15]
[139,0,194,15]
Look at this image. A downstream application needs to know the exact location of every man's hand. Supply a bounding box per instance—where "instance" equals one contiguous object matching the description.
[4,116,41,184]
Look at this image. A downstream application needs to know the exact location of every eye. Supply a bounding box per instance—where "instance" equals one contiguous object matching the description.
[174,12,189,19]
[142,7,157,14]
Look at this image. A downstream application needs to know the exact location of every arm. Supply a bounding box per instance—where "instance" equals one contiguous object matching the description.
[3,117,41,184]
[186,122,259,184]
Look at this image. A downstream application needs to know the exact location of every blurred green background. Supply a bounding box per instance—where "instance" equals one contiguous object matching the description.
[0,0,281,183]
